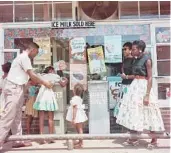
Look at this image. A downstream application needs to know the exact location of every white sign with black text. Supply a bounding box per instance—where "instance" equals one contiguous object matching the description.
[52,21,95,29]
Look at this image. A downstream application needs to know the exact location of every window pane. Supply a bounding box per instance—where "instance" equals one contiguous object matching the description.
[34,1,52,4]
[157,61,170,76]
[120,2,138,19]
[158,83,170,99]
[14,1,33,4]
[53,2,72,20]
[15,4,33,22]
[160,1,170,17]
[0,5,13,22]
[0,1,13,4]
[157,45,170,60]
[140,1,159,18]
[34,4,52,21]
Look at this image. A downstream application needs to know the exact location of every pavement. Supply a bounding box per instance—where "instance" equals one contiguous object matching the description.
[1,139,170,153]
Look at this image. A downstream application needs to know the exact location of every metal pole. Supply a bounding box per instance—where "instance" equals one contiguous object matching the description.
[6,133,170,150]
[7,133,170,141]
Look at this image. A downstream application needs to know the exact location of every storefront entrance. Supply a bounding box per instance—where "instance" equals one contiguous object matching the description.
[0,21,170,133]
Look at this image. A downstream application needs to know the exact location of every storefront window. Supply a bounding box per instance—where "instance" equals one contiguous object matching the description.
[0,1,13,4]
[160,1,170,18]
[0,4,13,22]
[119,1,139,19]
[53,2,72,20]
[157,61,170,76]
[156,45,170,76]
[140,1,159,18]
[14,1,33,4]
[34,3,52,21]
[158,83,171,99]
[15,3,33,22]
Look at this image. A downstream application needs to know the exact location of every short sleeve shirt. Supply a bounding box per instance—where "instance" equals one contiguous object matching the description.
[7,52,33,85]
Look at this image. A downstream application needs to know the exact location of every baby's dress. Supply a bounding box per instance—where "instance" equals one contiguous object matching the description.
[25,86,38,118]
[66,96,88,123]
[33,73,60,111]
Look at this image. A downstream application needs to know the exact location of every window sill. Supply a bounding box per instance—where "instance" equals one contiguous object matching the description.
[158,99,171,108]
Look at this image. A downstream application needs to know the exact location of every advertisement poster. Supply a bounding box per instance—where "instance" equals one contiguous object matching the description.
[155,27,170,43]
[69,37,86,64]
[104,35,122,63]
[70,64,87,90]
[33,37,51,65]
[107,76,122,107]
[87,46,106,74]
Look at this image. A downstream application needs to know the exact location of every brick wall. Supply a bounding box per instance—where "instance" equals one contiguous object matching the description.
[22,108,170,135]
[160,108,170,132]
[22,113,39,134]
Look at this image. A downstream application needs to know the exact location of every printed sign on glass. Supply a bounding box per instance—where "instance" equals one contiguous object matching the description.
[70,64,87,90]
[33,37,51,65]
[155,27,170,43]
[69,37,86,64]
[107,76,122,107]
[104,35,122,63]
[87,46,106,74]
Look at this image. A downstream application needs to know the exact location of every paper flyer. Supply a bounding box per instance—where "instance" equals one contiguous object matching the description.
[107,76,122,107]
[33,37,51,65]
[70,64,87,90]
[69,37,86,64]
[87,46,106,74]
[104,35,122,63]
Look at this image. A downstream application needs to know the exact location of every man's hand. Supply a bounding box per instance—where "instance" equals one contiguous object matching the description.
[59,77,68,87]
[143,95,150,106]
[120,73,126,79]
[27,70,53,89]
[43,81,53,89]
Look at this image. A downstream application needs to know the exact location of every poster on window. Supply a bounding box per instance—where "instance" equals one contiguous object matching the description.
[70,64,87,90]
[155,27,170,43]
[87,46,106,74]
[104,35,122,63]
[33,37,51,65]
[107,76,122,107]
[69,37,86,64]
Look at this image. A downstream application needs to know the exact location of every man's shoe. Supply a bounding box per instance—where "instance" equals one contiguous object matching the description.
[12,141,32,148]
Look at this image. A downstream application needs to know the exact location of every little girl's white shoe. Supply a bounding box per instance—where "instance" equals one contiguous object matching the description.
[132,140,139,146]
[123,139,132,146]
[123,139,139,146]
[147,142,157,149]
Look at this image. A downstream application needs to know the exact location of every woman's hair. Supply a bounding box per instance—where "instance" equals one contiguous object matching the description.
[74,83,84,97]
[132,40,146,52]
[43,66,54,74]
[2,62,11,73]
[123,42,132,50]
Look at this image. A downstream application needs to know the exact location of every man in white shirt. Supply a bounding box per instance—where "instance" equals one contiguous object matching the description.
[0,42,53,150]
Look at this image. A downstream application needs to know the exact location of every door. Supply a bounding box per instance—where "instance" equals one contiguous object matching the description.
[151,23,170,108]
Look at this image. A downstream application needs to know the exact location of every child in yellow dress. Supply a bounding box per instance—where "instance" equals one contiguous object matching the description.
[25,79,39,134]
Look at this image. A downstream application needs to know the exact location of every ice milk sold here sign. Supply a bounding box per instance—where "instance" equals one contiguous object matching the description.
[51,21,95,29]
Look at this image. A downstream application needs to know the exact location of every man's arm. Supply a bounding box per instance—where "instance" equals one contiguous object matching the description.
[27,70,53,89]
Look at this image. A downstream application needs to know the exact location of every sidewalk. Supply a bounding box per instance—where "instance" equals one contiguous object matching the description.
[1,139,170,153]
